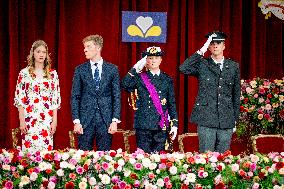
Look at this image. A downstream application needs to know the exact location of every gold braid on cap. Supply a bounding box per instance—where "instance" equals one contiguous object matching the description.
[128,89,138,110]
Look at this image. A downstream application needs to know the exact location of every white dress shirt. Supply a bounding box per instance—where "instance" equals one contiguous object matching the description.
[211,56,224,71]
[90,59,103,79]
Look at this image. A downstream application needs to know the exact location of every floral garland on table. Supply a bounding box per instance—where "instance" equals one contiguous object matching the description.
[0,148,283,188]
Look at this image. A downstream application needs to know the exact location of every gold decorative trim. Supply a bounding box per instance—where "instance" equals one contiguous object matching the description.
[128,89,138,110]
[12,128,20,148]
[178,133,198,153]
[69,130,76,149]
[251,134,284,153]
[123,130,136,153]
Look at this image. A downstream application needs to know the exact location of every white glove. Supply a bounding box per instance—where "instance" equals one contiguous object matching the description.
[169,126,178,140]
[198,33,217,55]
[133,56,147,73]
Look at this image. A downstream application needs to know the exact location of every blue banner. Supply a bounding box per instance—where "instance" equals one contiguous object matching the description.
[122,11,167,43]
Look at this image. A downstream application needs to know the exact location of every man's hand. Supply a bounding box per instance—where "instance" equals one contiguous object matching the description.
[133,56,147,73]
[50,122,57,135]
[19,122,28,134]
[74,123,83,134]
[108,122,117,134]
[198,33,217,55]
[169,126,178,140]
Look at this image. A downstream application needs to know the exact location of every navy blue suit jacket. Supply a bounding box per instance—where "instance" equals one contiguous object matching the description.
[71,60,121,129]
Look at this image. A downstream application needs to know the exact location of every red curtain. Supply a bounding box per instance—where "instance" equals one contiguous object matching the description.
[0,0,283,149]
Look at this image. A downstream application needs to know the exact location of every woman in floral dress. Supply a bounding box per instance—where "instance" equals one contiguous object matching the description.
[14,40,61,153]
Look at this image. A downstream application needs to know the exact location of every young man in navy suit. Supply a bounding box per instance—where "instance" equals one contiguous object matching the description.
[71,35,121,151]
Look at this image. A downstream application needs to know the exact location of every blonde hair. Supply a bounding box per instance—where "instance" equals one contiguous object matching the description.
[27,40,52,79]
[82,35,103,48]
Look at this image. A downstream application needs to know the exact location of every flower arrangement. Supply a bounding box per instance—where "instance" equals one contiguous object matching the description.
[237,77,284,138]
[0,148,283,188]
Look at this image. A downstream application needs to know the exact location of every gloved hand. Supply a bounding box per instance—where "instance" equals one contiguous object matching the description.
[169,126,178,140]
[198,33,217,55]
[133,56,147,73]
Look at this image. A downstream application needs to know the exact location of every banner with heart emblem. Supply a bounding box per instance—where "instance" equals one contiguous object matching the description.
[122,11,167,43]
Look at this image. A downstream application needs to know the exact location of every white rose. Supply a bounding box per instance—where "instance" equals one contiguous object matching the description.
[101,174,110,185]
[88,177,97,186]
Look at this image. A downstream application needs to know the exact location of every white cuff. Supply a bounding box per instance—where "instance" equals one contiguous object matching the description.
[196,50,204,56]
[73,119,80,124]
[112,118,121,123]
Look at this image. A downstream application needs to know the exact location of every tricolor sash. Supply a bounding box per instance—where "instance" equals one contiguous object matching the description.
[140,72,169,129]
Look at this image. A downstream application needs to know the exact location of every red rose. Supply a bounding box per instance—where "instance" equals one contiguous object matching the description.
[110,151,116,157]
[276,162,284,170]
[83,164,89,171]
[130,173,138,180]
[65,181,74,189]
[20,159,29,168]
[34,98,39,103]
[267,93,273,99]
[166,162,173,168]
[46,169,52,174]
[279,110,284,119]
[181,184,189,189]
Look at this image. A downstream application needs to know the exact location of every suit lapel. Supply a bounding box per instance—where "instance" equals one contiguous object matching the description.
[83,61,94,87]
[99,61,108,93]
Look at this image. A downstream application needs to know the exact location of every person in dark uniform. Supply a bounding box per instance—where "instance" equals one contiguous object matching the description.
[71,35,121,151]
[179,31,241,153]
[122,46,178,153]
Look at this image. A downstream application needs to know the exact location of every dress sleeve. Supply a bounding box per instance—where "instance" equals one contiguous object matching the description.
[50,70,61,110]
[14,70,27,108]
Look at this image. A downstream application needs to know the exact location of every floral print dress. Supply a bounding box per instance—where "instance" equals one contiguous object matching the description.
[14,67,61,153]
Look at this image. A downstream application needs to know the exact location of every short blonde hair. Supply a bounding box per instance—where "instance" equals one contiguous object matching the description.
[82,35,103,48]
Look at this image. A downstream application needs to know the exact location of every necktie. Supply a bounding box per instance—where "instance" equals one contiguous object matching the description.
[94,63,100,90]
[217,62,222,71]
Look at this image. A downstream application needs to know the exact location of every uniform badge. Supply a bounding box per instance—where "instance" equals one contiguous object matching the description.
[161,98,167,105]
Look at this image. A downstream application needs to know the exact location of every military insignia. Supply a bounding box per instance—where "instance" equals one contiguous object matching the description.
[161,98,167,105]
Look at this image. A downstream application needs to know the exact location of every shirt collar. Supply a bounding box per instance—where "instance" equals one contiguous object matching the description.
[150,69,161,76]
[211,56,224,64]
[90,58,103,66]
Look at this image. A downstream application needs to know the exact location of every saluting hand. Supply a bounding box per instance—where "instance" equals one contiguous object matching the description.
[199,33,217,55]
[133,56,147,73]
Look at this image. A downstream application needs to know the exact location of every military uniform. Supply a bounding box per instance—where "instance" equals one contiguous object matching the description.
[122,68,178,153]
[180,53,241,153]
